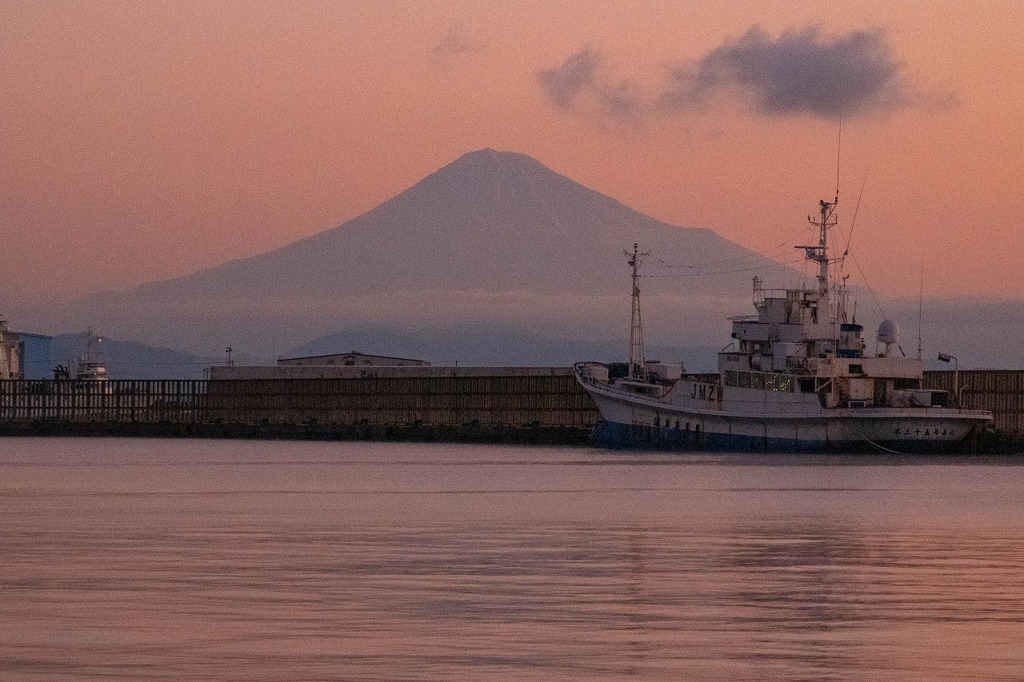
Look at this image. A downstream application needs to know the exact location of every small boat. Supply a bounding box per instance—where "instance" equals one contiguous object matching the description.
[575,197,992,453]
[72,331,111,384]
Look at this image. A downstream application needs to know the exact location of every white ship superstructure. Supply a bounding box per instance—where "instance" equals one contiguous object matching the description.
[71,331,110,384]
[575,198,992,453]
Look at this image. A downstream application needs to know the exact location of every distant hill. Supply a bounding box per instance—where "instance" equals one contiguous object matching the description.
[283,323,723,373]
[51,332,222,380]
[60,149,800,359]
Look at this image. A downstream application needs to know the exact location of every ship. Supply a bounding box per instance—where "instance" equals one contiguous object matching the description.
[53,330,111,386]
[575,197,993,453]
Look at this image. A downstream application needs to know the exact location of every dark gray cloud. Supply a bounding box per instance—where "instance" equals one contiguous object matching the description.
[430,22,483,62]
[538,47,601,109]
[537,47,642,125]
[539,26,947,124]
[663,26,908,118]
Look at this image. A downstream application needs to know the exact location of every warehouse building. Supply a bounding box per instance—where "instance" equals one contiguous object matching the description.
[0,320,53,379]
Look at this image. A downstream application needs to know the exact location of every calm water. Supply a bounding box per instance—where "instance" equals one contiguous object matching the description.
[2,439,1024,680]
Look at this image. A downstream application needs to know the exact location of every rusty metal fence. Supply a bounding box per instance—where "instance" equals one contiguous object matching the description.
[205,375,598,427]
[0,380,206,423]
[0,375,599,428]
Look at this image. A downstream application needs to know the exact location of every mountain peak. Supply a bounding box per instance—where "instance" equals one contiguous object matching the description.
[437,147,550,179]
[406,148,618,227]
[455,147,534,164]
[461,147,504,159]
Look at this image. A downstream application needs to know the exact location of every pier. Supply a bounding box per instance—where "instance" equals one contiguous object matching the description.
[0,369,1022,447]
[0,368,598,444]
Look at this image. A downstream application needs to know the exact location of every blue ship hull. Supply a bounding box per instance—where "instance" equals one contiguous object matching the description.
[591,419,983,455]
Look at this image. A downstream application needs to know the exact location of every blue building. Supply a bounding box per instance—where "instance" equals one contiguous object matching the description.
[17,332,54,380]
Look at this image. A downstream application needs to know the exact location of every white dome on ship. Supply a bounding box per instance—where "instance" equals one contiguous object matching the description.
[878,319,900,345]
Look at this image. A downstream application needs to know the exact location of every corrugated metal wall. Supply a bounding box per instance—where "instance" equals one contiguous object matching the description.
[205,375,598,427]
[0,374,599,428]
[924,370,1024,434]
[0,380,206,422]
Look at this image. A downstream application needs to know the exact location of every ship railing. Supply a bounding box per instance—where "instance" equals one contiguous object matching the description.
[573,362,598,386]
[787,357,809,370]
[576,362,622,389]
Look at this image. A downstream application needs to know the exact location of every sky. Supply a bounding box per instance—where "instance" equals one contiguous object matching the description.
[2,0,1023,306]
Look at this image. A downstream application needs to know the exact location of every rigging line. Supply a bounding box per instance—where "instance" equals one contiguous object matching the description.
[654,246,786,269]
[652,257,793,273]
[830,116,843,283]
[653,223,815,270]
[836,115,842,198]
[652,257,788,273]
[917,256,924,359]
[671,251,806,270]
[642,255,807,278]
[843,167,870,258]
[845,251,887,320]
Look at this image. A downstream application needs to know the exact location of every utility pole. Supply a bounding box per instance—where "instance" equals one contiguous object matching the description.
[626,243,649,380]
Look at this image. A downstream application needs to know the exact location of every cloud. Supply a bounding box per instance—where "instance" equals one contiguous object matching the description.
[430,22,484,62]
[663,26,910,118]
[540,26,949,124]
[538,48,601,109]
[537,47,642,126]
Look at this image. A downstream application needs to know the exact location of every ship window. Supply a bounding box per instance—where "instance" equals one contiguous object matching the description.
[738,372,751,388]
[675,420,680,430]
[849,364,863,374]
[799,379,815,393]
[751,373,765,390]
[685,422,690,431]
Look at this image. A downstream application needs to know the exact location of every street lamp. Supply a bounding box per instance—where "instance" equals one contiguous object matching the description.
[937,352,958,406]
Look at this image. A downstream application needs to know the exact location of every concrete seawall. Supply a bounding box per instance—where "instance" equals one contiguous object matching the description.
[0,369,598,445]
[1,369,1022,447]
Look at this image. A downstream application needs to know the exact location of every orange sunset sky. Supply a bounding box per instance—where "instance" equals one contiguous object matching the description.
[2,0,1022,305]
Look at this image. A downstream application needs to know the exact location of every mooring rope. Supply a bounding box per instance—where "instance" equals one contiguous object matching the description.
[860,438,914,455]
[861,436,1024,457]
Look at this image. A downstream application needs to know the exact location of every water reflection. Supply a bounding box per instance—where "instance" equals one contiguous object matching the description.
[1,440,1023,679]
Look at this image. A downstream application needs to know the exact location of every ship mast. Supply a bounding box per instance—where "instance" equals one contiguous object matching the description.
[796,197,847,319]
[800,198,837,296]
[626,243,649,380]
